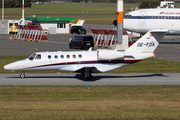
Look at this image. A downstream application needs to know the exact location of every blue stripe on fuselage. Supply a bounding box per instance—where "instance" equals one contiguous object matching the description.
[124,16,180,20]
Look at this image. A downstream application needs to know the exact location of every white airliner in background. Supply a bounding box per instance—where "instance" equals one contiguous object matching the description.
[124,8,180,35]
[4,29,168,79]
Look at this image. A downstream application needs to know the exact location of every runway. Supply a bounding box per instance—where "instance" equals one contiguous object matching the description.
[0,73,180,85]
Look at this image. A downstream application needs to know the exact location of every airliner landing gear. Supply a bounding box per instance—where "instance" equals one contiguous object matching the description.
[20,72,25,79]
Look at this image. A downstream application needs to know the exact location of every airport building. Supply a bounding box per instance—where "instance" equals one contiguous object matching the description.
[0,20,19,34]
[26,17,76,34]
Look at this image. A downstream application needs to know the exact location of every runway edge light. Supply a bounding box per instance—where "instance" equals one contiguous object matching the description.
[88,83,90,89]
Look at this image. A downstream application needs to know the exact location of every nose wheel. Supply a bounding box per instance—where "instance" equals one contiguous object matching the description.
[20,72,25,79]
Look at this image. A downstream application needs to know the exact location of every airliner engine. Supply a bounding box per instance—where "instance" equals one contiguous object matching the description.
[97,49,124,60]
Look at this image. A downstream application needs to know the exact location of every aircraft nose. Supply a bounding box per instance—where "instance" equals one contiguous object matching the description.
[4,62,17,71]
[4,60,26,71]
[4,64,12,70]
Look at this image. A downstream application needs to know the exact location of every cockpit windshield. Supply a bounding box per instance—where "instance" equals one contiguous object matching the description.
[28,54,36,60]
[125,14,132,18]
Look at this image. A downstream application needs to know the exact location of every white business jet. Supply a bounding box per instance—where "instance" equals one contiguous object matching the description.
[124,8,180,35]
[4,29,167,79]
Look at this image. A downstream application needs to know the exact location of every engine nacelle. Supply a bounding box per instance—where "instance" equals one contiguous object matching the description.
[97,49,124,60]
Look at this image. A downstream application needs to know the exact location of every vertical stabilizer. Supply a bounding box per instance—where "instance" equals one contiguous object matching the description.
[125,29,168,58]
[70,20,85,26]
[76,20,85,26]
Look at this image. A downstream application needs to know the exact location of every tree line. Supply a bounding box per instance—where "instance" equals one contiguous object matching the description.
[32,0,163,3]
[58,0,162,3]
[0,0,31,8]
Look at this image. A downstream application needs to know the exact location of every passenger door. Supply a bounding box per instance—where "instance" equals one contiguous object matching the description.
[139,11,146,31]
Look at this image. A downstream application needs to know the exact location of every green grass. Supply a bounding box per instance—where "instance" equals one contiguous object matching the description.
[0,3,140,24]
[0,3,140,15]
[1,55,180,73]
[1,3,117,15]
[0,85,180,119]
[110,58,180,73]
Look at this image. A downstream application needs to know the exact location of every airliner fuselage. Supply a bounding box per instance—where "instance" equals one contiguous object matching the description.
[124,8,180,35]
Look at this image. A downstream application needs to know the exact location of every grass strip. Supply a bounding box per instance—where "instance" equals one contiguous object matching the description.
[0,3,140,25]
[0,85,179,119]
[1,3,139,15]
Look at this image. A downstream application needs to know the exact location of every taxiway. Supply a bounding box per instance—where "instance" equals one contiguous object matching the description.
[0,73,180,85]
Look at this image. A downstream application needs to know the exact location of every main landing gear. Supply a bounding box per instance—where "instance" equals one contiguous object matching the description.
[83,67,92,80]
[82,73,92,80]
[20,72,25,79]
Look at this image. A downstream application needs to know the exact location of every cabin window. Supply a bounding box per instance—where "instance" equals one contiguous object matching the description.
[72,55,76,58]
[60,55,64,59]
[54,55,58,59]
[28,54,36,60]
[78,54,82,58]
[66,55,70,59]
[35,54,41,59]
[48,55,51,59]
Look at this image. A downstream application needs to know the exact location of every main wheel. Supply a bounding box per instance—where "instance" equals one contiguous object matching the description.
[85,75,92,80]
[20,73,25,79]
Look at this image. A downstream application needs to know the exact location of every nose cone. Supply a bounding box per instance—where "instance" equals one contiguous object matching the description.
[4,61,22,71]
[4,63,14,71]
[4,60,27,71]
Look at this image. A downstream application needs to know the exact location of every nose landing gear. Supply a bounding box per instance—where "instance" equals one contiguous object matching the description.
[20,72,25,79]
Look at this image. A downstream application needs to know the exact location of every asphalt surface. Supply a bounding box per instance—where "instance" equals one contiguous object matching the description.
[1,73,180,85]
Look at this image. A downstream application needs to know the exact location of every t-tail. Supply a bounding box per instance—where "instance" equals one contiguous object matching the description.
[125,29,168,59]
[70,20,85,26]
[76,20,85,26]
